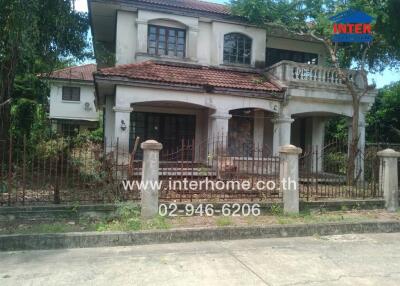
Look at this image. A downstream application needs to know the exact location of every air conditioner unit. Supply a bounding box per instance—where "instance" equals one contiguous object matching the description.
[84,102,92,111]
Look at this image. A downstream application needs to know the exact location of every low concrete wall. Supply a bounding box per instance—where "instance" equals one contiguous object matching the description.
[0,200,385,225]
[1,220,400,251]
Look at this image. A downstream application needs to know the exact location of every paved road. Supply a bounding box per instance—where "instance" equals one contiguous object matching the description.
[1,233,400,285]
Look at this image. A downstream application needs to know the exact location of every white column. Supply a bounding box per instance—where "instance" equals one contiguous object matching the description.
[271,115,294,155]
[280,144,302,214]
[377,149,400,212]
[113,106,133,154]
[253,110,265,152]
[141,140,163,219]
[348,115,366,180]
[311,117,326,173]
[209,111,231,151]
[187,26,199,61]
[136,19,148,54]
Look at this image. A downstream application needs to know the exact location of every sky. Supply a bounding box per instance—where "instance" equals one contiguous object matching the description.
[75,0,399,88]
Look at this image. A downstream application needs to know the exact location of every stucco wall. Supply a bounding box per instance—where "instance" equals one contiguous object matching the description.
[116,10,137,65]
[49,82,98,121]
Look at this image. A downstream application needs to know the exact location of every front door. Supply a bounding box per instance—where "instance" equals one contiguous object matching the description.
[130,111,196,158]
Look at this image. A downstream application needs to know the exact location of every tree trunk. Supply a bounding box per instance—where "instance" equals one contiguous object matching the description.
[347,96,361,185]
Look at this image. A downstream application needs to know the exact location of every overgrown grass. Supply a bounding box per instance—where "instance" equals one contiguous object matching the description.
[95,202,170,232]
[216,216,234,227]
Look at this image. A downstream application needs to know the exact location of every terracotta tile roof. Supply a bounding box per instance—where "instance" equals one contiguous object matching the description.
[135,0,230,15]
[48,64,97,82]
[97,61,282,92]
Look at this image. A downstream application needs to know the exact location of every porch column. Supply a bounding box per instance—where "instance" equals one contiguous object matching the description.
[347,116,366,180]
[311,117,326,173]
[253,110,265,152]
[113,105,133,153]
[209,111,232,151]
[271,115,294,155]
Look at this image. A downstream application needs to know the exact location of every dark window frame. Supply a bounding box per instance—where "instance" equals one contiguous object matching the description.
[62,86,81,102]
[147,24,186,58]
[265,48,319,67]
[223,33,252,66]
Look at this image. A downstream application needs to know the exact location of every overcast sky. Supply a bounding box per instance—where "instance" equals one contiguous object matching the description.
[75,0,398,87]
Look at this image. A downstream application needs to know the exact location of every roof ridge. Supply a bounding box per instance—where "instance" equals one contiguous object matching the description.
[52,63,97,73]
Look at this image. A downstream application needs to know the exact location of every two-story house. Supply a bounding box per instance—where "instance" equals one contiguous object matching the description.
[89,0,377,172]
[47,64,99,136]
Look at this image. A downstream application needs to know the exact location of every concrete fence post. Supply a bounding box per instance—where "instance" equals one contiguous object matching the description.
[141,140,163,219]
[377,149,400,212]
[280,144,302,214]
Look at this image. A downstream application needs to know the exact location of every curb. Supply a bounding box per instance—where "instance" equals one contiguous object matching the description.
[1,220,400,251]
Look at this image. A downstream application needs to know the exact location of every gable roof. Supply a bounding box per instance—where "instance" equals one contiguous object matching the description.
[47,64,97,82]
[330,9,373,24]
[134,0,230,15]
[96,61,282,93]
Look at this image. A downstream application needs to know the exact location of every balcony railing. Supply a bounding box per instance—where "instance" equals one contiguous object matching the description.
[267,60,360,87]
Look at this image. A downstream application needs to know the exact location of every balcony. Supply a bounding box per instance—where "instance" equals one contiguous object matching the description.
[266,60,365,89]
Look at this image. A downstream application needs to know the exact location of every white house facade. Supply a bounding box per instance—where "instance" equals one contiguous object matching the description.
[48,64,99,136]
[89,0,377,169]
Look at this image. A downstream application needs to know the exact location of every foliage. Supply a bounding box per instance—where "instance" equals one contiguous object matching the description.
[0,0,91,138]
[367,82,400,143]
[230,0,400,72]
[325,117,348,142]
[35,137,69,159]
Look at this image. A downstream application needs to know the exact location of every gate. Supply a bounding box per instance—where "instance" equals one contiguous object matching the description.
[158,137,281,202]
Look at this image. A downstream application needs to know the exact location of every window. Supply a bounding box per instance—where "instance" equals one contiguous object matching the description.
[62,87,80,101]
[223,33,252,65]
[148,25,186,58]
[61,123,79,137]
[266,48,318,67]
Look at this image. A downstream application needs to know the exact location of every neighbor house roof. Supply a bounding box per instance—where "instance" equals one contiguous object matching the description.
[134,0,230,15]
[96,61,282,92]
[47,64,97,82]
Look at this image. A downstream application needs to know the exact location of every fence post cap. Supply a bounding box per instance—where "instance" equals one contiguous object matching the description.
[377,148,400,158]
[279,144,302,154]
[141,140,163,151]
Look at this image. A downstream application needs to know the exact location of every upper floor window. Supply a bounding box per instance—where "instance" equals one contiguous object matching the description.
[223,33,252,65]
[62,87,80,101]
[148,25,186,58]
[266,48,318,67]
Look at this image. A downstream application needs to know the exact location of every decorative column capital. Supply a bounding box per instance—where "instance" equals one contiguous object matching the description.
[377,149,400,158]
[113,106,133,113]
[279,144,302,155]
[141,140,163,151]
[271,116,294,124]
[210,113,232,120]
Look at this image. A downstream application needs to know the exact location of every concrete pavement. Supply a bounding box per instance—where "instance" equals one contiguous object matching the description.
[1,233,400,285]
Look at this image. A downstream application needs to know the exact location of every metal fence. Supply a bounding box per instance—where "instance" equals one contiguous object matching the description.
[0,133,390,206]
[299,139,382,201]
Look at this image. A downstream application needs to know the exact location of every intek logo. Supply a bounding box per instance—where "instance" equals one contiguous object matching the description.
[330,9,373,43]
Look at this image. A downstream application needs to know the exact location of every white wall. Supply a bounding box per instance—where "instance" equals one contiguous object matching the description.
[116,10,137,65]
[49,82,98,121]
[211,21,266,67]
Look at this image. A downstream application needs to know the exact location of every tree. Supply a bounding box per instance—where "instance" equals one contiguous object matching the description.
[367,82,400,143]
[0,0,91,139]
[230,0,400,182]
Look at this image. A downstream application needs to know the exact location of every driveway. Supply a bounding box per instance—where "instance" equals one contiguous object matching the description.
[1,233,400,285]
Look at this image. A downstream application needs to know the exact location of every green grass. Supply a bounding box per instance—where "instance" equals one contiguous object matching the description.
[215,216,234,227]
